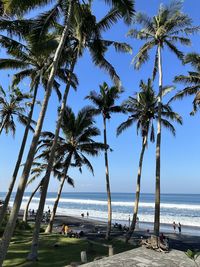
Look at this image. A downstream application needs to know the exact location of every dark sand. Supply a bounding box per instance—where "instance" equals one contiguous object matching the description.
[43,214,200,252]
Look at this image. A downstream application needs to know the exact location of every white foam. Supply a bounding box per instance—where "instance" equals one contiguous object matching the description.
[16,199,200,228]
[22,196,200,211]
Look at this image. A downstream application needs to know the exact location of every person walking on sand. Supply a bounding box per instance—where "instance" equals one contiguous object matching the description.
[173,221,176,232]
[178,222,181,234]
[87,212,89,218]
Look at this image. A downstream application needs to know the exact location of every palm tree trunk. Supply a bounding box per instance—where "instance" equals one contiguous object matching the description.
[45,154,71,234]
[0,118,6,134]
[45,177,65,233]
[27,53,77,260]
[103,116,112,240]
[0,83,38,227]
[23,180,41,223]
[154,44,163,236]
[126,135,147,243]
[0,2,73,264]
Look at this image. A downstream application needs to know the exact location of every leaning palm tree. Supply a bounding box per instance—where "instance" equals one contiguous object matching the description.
[173,53,200,114]
[39,106,105,233]
[28,106,105,259]
[0,34,78,227]
[27,5,133,260]
[128,0,198,236]
[23,161,74,223]
[0,4,75,263]
[86,82,124,239]
[117,79,182,243]
[0,86,34,135]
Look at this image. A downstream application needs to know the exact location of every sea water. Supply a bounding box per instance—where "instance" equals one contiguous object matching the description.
[1,192,200,235]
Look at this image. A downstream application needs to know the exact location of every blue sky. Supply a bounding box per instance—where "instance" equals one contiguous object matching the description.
[0,0,200,194]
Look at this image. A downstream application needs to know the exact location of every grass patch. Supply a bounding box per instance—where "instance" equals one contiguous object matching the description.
[2,226,136,267]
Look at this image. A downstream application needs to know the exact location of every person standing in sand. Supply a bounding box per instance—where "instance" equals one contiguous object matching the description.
[178,222,181,234]
[64,225,70,235]
[173,221,176,232]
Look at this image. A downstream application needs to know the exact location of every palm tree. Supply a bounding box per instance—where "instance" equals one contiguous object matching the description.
[23,161,74,223]
[0,34,78,227]
[0,86,33,135]
[27,106,105,259]
[39,107,104,233]
[2,0,135,24]
[86,82,124,239]
[0,86,36,224]
[0,1,134,263]
[27,4,133,260]
[173,53,200,114]
[128,0,198,236]
[0,18,73,264]
[117,79,182,242]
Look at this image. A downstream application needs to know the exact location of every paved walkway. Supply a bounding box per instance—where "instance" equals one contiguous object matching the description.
[82,247,199,266]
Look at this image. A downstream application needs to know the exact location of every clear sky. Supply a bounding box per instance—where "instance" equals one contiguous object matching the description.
[0,0,200,194]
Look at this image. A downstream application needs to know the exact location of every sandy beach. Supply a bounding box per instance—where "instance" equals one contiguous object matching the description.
[30,213,200,252]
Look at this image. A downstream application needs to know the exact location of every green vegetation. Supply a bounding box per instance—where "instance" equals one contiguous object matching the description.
[3,227,135,267]
[185,249,200,267]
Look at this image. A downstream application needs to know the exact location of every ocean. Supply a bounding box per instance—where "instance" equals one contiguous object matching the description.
[1,192,200,235]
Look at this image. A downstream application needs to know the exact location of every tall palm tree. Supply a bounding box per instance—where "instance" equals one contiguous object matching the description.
[128,0,198,236]
[86,82,124,239]
[0,86,34,135]
[27,5,133,261]
[117,79,182,242]
[173,53,200,114]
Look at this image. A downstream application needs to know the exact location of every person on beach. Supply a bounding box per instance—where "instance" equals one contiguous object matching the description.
[48,206,51,214]
[160,233,165,242]
[61,224,65,234]
[28,209,32,217]
[64,225,70,235]
[81,213,84,218]
[128,215,130,227]
[178,222,181,234]
[31,209,35,216]
[44,211,49,223]
[173,221,176,232]
[87,212,89,218]
[136,216,139,228]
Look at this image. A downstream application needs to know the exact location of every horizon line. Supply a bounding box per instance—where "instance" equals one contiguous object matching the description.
[1,191,199,195]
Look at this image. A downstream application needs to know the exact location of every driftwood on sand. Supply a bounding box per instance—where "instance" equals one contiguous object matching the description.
[141,235,169,253]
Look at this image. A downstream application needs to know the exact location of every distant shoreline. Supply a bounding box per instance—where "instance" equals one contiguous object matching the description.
[2,191,200,195]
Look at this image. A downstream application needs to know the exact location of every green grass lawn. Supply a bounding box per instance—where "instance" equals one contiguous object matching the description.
[2,227,135,267]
